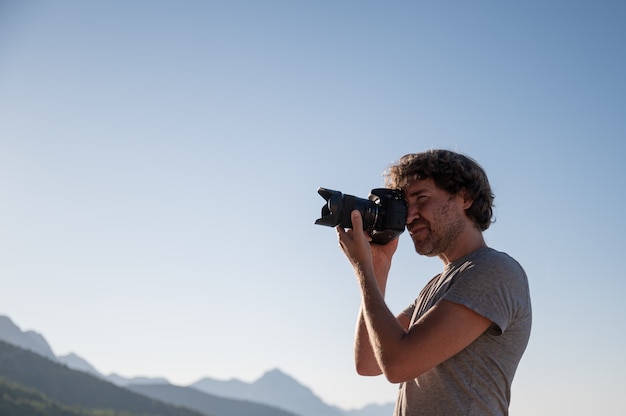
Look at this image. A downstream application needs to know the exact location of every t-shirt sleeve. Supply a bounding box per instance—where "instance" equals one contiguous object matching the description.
[442,253,528,335]
[401,301,416,321]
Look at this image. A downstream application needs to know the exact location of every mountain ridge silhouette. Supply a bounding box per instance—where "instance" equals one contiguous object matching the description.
[0,314,394,416]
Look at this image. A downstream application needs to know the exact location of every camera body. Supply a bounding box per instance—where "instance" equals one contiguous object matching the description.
[315,187,407,244]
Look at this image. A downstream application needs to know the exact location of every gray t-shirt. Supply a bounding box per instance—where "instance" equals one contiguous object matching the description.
[394,247,532,416]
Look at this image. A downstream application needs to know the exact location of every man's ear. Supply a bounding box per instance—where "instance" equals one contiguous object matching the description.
[461,189,474,210]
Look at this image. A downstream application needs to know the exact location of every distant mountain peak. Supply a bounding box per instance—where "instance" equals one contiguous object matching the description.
[57,352,102,377]
[0,315,56,359]
[259,368,296,382]
[264,367,284,375]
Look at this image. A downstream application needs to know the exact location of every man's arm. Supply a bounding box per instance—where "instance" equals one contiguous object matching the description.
[362,296,491,383]
[339,211,492,383]
[343,220,405,376]
[355,307,411,376]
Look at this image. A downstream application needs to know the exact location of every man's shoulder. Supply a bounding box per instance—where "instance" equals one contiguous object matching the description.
[475,247,524,271]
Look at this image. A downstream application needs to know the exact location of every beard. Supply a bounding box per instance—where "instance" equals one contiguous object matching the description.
[409,199,467,257]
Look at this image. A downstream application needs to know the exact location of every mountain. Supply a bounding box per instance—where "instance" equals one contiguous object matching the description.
[192,368,345,416]
[138,370,394,416]
[0,316,56,360]
[0,338,304,416]
[0,315,170,386]
[0,315,395,416]
[129,383,299,416]
[0,340,204,416]
[57,352,103,377]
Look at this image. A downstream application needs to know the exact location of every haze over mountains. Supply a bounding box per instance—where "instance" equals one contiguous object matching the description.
[0,315,394,416]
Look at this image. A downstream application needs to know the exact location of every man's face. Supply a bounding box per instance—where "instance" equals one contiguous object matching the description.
[403,178,468,257]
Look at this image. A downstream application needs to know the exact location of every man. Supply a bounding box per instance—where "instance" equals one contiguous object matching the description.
[336,150,531,416]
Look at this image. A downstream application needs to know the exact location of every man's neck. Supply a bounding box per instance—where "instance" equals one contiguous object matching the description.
[438,230,487,265]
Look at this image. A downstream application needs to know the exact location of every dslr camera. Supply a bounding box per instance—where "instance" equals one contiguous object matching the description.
[315,187,407,244]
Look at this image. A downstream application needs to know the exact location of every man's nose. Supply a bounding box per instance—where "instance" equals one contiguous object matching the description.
[405,203,420,225]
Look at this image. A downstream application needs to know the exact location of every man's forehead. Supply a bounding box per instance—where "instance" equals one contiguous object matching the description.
[402,178,437,194]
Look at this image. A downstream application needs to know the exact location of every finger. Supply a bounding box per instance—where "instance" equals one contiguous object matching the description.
[351,210,375,244]
[351,210,363,230]
[336,225,352,245]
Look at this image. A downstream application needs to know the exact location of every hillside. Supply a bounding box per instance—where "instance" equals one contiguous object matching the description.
[0,340,205,416]
[0,377,86,416]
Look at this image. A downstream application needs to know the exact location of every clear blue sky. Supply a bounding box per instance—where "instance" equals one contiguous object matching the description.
[1,1,625,413]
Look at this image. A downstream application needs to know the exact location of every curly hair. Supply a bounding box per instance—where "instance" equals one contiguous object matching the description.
[384,149,495,231]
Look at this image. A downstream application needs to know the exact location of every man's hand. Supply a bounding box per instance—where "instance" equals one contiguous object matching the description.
[336,210,374,273]
[337,210,399,285]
